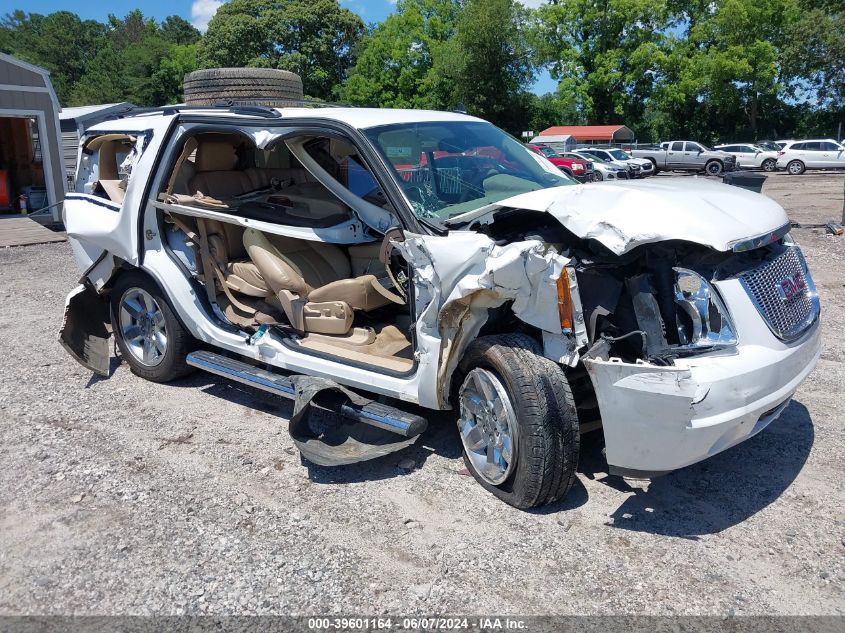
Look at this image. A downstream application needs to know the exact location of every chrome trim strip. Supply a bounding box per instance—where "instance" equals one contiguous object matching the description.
[729,223,791,253]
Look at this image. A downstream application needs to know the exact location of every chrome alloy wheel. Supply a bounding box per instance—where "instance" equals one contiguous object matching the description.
[118,288,167,366]
[458,368,519,485]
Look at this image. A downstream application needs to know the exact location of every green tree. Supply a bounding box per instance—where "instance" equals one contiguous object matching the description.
[338,0,460,108]
[0,10,106,103]
[70,11,199,107]
[199,0,365,99]
[532,0,670,128]
[161,16,201,46]
[429,0,535,133]
[649,0,801,141]
[782,0,844,110]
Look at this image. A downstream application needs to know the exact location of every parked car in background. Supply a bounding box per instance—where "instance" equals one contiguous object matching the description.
[775,140,795,150]
[525,143,594,182]
[563,151,629,181]
[776,139,845,174]
[580,148,647,178]
[714,144,779,172]
[631,141,737,175]
[756,140,782,152]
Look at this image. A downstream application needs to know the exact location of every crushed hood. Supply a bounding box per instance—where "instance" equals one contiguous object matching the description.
[491,178,789,255]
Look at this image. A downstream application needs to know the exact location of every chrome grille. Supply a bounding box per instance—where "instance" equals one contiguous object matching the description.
[738,247,819,341]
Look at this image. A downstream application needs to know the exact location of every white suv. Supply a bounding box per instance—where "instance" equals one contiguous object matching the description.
[59,104,821,509]
[777,139,845,174]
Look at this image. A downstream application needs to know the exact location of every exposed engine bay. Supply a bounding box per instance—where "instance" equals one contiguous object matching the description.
[466,208,793,365]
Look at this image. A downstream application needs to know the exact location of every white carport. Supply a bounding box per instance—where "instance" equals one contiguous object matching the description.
[0,53,65,223]
[530,134,576,154]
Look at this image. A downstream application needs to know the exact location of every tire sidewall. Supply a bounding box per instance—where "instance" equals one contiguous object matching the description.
[110,272,192,382]
[762,158,776,172]
[705,160,723,175]
[788,160,805,175]
[455,335,579,509]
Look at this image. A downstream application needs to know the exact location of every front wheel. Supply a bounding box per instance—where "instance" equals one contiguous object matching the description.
[705,160,723,176]
[111,272,195,382]
[787,160,805,175]
[455,334,579,509]
[762,158,777,172]
[593,170,604,182]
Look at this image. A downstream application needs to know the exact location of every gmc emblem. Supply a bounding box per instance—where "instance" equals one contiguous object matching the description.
[777,271,806,302]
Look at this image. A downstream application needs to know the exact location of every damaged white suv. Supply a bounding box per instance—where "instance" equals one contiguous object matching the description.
[60,105,821,509]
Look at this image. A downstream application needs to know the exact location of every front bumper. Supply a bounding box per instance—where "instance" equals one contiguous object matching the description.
[584,278,821,477]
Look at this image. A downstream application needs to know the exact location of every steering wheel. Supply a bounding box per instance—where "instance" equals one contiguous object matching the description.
[379,228,410,301]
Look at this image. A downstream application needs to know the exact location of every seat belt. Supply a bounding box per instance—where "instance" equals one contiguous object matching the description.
[192,218,257,316]
[164,137,198,196]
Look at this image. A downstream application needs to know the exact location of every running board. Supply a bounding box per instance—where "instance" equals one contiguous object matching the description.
[186,350,427,438]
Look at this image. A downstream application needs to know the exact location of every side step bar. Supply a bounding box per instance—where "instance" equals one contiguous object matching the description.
[186,350,427,438]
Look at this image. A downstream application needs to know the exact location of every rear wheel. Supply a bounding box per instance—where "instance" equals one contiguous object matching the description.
[787,160,805,175]
[762,158,777,172]
[455,334,579,509]
[111,272,194,382]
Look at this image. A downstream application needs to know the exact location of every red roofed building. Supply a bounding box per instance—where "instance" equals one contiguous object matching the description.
[539,125,634,145]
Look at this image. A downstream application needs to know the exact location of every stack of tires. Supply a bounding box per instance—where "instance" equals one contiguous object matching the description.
[182,68,304,107]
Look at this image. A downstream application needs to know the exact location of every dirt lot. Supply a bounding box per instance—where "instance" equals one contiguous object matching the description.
[0,172,843,616]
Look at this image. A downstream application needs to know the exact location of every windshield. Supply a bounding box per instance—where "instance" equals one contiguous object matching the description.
[608,149,632,160]
[537,146,558,158]
[579,152,608,164]
[364,121,573,221]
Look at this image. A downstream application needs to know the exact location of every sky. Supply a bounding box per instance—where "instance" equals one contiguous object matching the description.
[11,0,557,93]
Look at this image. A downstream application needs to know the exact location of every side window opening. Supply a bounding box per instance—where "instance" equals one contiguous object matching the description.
[160,131,353,229]
[300,136,393,211]
[77,134,139,203]
[157,130,414,373]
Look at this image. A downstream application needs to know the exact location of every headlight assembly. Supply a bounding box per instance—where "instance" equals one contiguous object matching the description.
[673,268,738,349]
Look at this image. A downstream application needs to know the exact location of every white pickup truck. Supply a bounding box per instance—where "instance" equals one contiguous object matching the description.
[631,141,738,175]
[59,104,820,509]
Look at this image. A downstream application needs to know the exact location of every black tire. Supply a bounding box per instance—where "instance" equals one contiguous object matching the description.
[455,334,579,509]
[593,170,604,182]
[762,158,777,172]
[787,159,805,175]
[110,271,194,383]
[183,67,304,107]
[647,158,659,174]
[705,160,724,176]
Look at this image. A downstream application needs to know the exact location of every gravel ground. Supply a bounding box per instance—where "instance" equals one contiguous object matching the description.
[0,172,843,616]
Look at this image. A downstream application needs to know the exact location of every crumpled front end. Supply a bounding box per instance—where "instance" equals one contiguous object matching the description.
[582,243,821,476]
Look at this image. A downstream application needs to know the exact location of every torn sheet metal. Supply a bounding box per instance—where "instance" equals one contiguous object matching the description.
[58,284,111,377]
[287,376,419,466]
[397,232,570,405]
[477,178,789,255]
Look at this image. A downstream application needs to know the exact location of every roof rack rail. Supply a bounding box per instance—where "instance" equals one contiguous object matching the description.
[108,97,357,121]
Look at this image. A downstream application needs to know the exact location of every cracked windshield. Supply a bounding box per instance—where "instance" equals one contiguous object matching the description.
[364,121,573,222]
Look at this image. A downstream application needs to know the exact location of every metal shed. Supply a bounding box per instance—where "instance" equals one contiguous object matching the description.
[60,102,137,184]
[529,134,576,154]
[0,53,65,222]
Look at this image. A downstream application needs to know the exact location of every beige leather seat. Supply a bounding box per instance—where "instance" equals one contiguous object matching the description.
[189,141,253,198]
[243,229,397,334]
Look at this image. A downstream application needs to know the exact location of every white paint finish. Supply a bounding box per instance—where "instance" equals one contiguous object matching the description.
[483,177,789,255]
[397,232,566,405]
[585,279,822,474]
